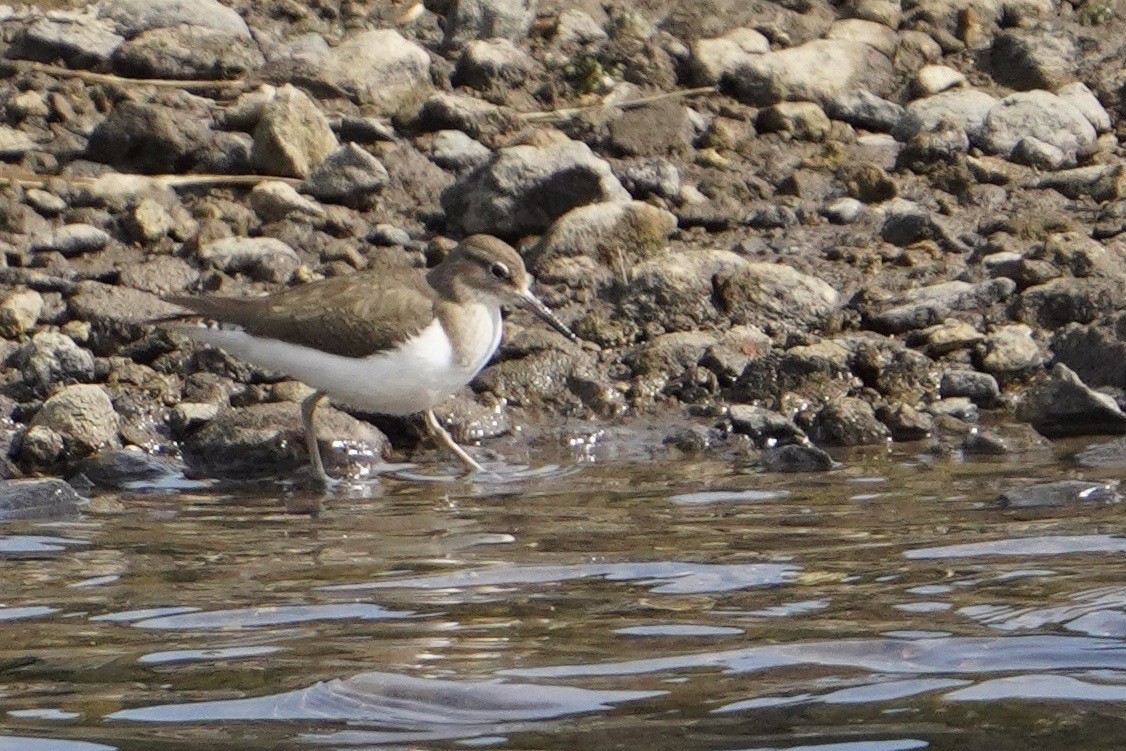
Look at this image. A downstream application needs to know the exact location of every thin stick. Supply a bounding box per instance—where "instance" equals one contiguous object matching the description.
[520,85,718,123]
[11,60,251,92]
[0,172,300,191]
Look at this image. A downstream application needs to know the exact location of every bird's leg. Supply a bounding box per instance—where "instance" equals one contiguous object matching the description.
[423,409,484,474]
[300,390,333,486]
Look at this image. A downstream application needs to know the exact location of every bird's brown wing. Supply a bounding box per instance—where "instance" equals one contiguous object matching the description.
[163,266,438,358]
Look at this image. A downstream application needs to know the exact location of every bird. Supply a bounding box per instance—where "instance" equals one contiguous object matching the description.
[159,235,576,484]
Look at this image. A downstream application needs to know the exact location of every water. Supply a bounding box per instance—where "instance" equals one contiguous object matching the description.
[1,440,1125,751]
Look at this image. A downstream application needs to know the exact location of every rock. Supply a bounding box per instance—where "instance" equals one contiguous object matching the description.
[251,84,340,179]
[825,90,904,132]
[611,160,681,202]
[427,130,493,172]
[726,38,894,106]
[879,202,968,251]
[716,264,840,333]
[70,449,184,488]
[915,319,986,355]
[366,224,412,247]
[761,443,834,472]
[914,65,966,96]
[893,88,998,143]
[170,401,220,435]
[553,8,608,46]
[1056,82,1112,133]
[98,0,251,38]
[0,127,37,158]
[867,279,1016,334]
[282,30,431,112]
[839,163,896,203]
[1077,438,1126,469]
[415,93,512,138]
[30,384,120,456]
[978,91,1097,167]
[848,337,937,400]
[432,394,511,443]
[124,197,190,243]
[67,280,184,355]
[688,28,770,86]
[183,402,389,478]
[442,140,630,237]
[248,181,326,223]
[824,19,898,56]
[1051,313,1126,390]
[622,250,747,333]
[454,38,537,89]
[989,30,1075,91]
[961,424,1050,456]
[442,0,538,47]
[728,404,807,446]
[1034,164,1126,203]
[10,11,125,67]
[197,237,301,284]
[995,480,1120,509]
[112,24,264,80]
[1012,136,1069,170]
[531,201,676,284]
[299,143,389,208]
[1018,276,1126,329]
[822,197,864,224]
[474,349,587,411]
[86,100,213,174]
[13,332,97,397]
[807,397,891,446]
[24,188,66,216]
[607,100,694,157]
[17,425,65,467]
[978,324,1046,375]
[0,290,43,338]
[878,402,935,441]
[1017,363,1126,437]
[29,224,111,257]
[757,102,831,141]
[118,256,199,296]
[940,370,1001,405]
[735,341,853,405]
[0,479,87,521]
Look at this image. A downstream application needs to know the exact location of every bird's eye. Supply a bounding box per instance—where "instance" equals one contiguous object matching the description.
[489,262,511,280]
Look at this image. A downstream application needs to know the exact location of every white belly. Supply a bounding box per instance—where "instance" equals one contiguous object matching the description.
[181,309,502,416]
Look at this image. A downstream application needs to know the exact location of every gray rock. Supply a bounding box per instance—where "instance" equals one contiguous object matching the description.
[1034,164,1126,203]
[433,393,511,443]
[847,336,937,400]
[118,255,200,295]
[688,28,770,86]
[197,236,301,284]
[757,102,831,141]
[251,84,340,179]
[825,89,904,132]
[978,324,1046,375]
[442,140,630,237]
[1051,313,1126,390]
[24,189,67,216]
[282,30,431,112]
[1056,82,1112,133]
[0,478,87,521]
[995,480,1120,509]
[248,180,326,223]
[366,224,412,246]
[415,93,512,138]
[97,0,251,39]
[553,8,608,46]
[728,404,806,446]
[717,263,840,333]
[624,250,748,332]
[1017,363,1126,437]
[428,130,493,172]
[868,278,1016,334]
[1018,276,1126,329]
[10,11,125,67]
[17,425,65,467]
[961,424,1050,456]
[978,91,1097,167]
[0,127,38,158]
[455,38,537,88]
[443,0,538,47]
[1077,437,1126,469]
[183,402,389,478]
[940,370,1001,405]
[913,64,966,96]
[1012,135,1069,170]
[31,384,120,456]
[894,88,998,143]
[989,30,1075,91]
[86,100,212,174]
[822,197,864,224]
[299,143,389,208]
[13,332,96,397]
[170,401,219,436]
[68,281,180,355]
[111,24,264,80]
[0,289,43,338]
[611,159,681,201]
[726,38,894,106]
[807,397,891,446]
[71,449,184,488]
[879,202,968,251]
[607,99,694,157]
[761,443,834,472]
[735,341,853,405]
[30,224,110,257]
[878,402,935,441]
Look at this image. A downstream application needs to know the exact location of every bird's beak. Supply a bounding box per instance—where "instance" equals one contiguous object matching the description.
[517,291,578,342]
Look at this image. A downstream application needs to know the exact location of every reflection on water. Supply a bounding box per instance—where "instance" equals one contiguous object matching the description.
[0,444,1124,750]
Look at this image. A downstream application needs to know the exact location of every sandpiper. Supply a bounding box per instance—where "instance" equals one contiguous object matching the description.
[161,235,576,484]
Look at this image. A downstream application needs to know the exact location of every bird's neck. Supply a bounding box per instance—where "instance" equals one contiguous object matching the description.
[427,262,476,305]
[436,299,503,370]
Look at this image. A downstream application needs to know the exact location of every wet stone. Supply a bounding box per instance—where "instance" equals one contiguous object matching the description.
[0,478,87,521]
[13,332,96,398]
[70,449,184,489]
[30,224,110,258]
[806,397,891,447]
[994,480,1121,509]
[1017,363,1126,437]
[30,384,120,458]
[940,370,1001,405]
[728,404,806,447]
[760,443,834,473]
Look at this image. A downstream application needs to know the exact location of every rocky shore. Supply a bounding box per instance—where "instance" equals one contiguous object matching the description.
[0,0,1123,486]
